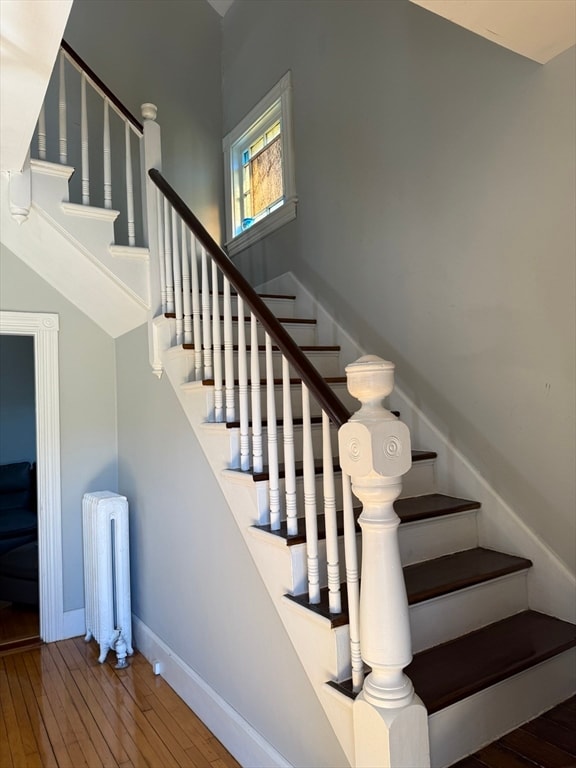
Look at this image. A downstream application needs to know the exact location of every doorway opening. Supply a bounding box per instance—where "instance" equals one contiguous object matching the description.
[0,311,63,645]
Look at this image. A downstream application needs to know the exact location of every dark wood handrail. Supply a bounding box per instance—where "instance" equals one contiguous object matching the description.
[149,169,351,428]
[61,40,143,134]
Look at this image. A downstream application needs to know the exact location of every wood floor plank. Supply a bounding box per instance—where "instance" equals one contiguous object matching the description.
[144,707,199,767]
[12,652,58,768]
[3,653,39,757]
[144,693,195,750]
[48,642,120,768]
[0,661,15,768]
[0,657,28,767]
[84,658,180,768]
[542,697,576,732]
[500,728,576,767]
[69,666,135,766]
[521,715,576,756]
[476,742,540,767]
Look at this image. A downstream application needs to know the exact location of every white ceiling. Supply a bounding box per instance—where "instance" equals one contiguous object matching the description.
[207,0,576,64]
[0,0,73,173]
[410,0,576,64]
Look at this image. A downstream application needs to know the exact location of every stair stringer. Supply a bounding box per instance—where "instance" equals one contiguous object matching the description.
[258,272,576,625]
[156,315,360,765]
[0,163,149,338]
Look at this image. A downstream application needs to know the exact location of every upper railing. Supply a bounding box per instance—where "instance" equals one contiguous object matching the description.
[30,41,421,737]
[34,41,145,247]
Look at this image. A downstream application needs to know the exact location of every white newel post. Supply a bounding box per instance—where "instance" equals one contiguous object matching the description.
[140,103,164,377]
[338,356,430,768]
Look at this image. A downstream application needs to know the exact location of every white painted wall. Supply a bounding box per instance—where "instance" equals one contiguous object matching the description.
[115,324,349,768]
[0,244,118,610]
[222,0,576,574]
[0,335,36,465]
[63,0,224,241]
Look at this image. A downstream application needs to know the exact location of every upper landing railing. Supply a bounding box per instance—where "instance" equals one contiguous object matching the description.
[30,41,422,742]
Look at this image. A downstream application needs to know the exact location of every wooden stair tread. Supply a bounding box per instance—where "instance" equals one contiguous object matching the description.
[285,548,532,627]
[407,611,576,714]
[404,547,532,605]
[247,449,436,483]
[255,493,480,545]
[329,612,576,710]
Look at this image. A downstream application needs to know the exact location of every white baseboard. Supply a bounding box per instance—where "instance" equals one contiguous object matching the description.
[61,607,85,639]
[132,615,293,768]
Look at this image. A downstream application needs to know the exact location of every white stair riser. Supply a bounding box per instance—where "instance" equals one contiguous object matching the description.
[173,348,342,382]
[399,511,477,566]
[409,572,529,653]
[226,320,318,346]
[232,459,436,525]
[428,648,576,768]
[230,296,297,317]
[203,381,358,422]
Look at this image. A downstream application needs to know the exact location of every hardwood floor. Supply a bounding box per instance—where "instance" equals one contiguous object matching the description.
[451,696,576,767]
[0,636,242,768]
[0,602,40,654]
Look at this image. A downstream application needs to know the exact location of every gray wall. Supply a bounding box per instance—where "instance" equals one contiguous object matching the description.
[0,245,118,610]
[222,0,576,573]
[115,324,349,768]
[0,335,36,465]
[64,0,224,240]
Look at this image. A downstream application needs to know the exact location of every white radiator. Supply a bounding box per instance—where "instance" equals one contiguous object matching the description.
[82,491,133,667]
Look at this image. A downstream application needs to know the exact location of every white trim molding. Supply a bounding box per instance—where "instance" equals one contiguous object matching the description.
[223,72,297,256]
[132,615,293,768]
[0,310,63,642]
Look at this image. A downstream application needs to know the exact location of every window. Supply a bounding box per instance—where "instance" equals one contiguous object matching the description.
[223,72,296,256]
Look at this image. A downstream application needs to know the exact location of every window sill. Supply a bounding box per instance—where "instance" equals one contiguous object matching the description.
[226,197,297,257]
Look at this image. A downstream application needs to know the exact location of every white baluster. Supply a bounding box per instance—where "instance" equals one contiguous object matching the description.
[125,122,135,246]
[163,198,174,313]
[223,278,235,422]
[81,73,90,204]
[190,239,203,380]
[342,471,363,693]
[156,190,167,314]
[302,383,320,603]
[103,99,112,209]
[181,222,192,345]
[38,105,46,160]
[201,248,212,379]
[237,296,250,471]
[251,315,263,474]
[58,51,67,164]
[339,355,429,768]
[212,262,223,421]
[282,357,298,536]
[172,210,183,345]
[266,334,281,530]
[323,411,341,614]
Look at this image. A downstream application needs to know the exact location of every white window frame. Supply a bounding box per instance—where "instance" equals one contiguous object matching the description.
[223,72,297,257]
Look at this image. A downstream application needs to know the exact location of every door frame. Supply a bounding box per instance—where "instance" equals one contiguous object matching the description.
[0,310,63,641]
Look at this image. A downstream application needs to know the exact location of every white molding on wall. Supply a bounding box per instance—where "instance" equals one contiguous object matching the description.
[132,615,294,768]
[63,608,86,639]
[0,310,64,642]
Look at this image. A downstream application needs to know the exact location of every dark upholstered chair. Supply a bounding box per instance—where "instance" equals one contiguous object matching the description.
[0,461,37,557]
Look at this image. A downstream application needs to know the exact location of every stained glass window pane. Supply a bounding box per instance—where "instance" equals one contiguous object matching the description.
[251,136,283,216]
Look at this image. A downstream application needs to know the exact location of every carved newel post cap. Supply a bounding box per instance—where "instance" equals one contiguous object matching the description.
[340,355,411,478]
[141,103,158,121]
[345,355,395,415]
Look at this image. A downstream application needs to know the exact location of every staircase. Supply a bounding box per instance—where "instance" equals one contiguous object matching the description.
[2,40,575,768]
[154,279,575,767]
